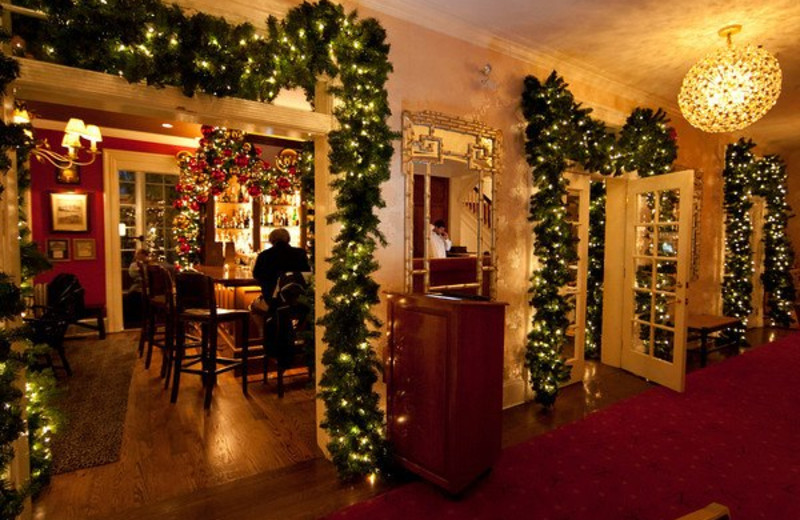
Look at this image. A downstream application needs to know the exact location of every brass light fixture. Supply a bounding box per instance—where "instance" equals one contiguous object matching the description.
[12,106,103,182]
[678,24,782,133]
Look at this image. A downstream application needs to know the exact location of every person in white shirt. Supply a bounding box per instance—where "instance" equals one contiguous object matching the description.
[429,219,452,259]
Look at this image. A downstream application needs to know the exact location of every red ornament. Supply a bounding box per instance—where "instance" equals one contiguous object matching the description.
[201,125,215,137]
[235,155,249,167]
[223,148,233,157]
[668,128,678,142]
[247,185,262,196]
[289,166,298,177]
[190,201,200,211]
[214,157,224,166]
[197,194,208,204]
[255,147,262,156]
[277,177,291,190]
[180,243,191,253]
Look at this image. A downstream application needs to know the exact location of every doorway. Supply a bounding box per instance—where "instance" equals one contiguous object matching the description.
[103,150,181,333]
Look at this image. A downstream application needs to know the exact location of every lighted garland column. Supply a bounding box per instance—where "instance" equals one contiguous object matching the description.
[521,74,578,407]
[753,155,796,327]
[722,140,756,339]
[318,15,394,480]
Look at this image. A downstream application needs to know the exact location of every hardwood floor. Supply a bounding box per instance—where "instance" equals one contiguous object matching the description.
[33,332,319,520]
[33,327,797,520]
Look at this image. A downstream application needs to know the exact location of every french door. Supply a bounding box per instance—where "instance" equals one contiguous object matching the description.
[604,170,694,392]
[103,150,180,332]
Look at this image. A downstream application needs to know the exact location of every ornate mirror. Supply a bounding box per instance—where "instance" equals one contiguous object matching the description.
[402,111,501,299]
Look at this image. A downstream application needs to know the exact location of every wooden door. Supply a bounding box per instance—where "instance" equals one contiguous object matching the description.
[413,175,449,257]
[620,170,694,392]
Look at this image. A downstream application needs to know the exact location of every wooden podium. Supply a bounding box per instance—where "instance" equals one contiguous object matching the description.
[385,292,506,494]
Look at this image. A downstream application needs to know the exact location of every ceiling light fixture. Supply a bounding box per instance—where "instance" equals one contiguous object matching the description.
[678,24,781,133]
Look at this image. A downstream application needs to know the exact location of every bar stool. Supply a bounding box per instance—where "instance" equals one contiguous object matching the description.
[144,264,177,385]
[171,271,250,409]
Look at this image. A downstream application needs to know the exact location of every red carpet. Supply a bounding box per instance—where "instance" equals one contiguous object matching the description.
[329,334,800,520]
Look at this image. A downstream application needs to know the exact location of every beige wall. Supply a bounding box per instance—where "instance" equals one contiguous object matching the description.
[360,7,733,406]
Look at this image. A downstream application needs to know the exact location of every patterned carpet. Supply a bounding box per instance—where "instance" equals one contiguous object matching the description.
[329,332,800,520]
[51,332,138,474]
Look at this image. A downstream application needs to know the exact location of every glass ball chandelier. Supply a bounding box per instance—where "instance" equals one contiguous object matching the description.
[678,24,782,133]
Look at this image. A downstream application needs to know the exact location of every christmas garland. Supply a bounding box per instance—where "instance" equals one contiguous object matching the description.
[722,139,795,335]
[0,40,58,512]
[522,73,677,406]
[11,0,393,480]
[172,125,299,267]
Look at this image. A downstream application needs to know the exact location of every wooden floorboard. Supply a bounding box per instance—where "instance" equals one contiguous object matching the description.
[33,327,797,520]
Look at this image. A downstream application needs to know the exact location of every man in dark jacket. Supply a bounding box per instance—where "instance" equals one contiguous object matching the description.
[252,228,310,302]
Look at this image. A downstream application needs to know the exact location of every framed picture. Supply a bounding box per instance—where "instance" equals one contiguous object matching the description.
[50,192,89,232]
[73,238,96,260]
[46,238,70,261]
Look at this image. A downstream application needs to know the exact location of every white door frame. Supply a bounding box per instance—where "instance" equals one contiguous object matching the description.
[562,172,589,386]
[102,149,180,333]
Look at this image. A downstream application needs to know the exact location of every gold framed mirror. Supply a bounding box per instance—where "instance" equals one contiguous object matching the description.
[402,111,501,299]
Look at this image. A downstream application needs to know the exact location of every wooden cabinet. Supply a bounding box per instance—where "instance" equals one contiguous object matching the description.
[385,292,506,494]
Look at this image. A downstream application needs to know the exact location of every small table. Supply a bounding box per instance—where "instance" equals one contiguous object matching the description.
[686,314,742,367]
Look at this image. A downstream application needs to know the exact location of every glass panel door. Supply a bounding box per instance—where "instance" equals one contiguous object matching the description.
[119,169,178,329]
[621,170,693,392]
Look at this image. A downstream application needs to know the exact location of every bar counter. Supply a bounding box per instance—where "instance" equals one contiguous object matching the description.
[193,264,258,287]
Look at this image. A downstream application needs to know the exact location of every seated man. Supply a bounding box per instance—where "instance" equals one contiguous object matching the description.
[252,228,310,312]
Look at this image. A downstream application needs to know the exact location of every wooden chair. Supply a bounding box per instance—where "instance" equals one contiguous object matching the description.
[26,273,87,375]
[46,273,105,339]
[171,271,250,409]
[142,264,177,385]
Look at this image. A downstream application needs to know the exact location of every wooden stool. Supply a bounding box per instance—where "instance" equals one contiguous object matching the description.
[171,271,250,409]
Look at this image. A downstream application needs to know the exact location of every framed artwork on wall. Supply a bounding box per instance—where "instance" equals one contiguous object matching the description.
[46,238,70,261]
[50,192,89,232]
[73,238,96,260]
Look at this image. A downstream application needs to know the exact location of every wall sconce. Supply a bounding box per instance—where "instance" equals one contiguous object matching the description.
[13,106,103,182]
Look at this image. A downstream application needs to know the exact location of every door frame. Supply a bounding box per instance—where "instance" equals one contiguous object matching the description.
[103,149,181,333]
[562,172,589,386]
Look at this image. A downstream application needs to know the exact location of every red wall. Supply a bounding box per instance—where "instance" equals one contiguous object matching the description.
[31,128,190,306]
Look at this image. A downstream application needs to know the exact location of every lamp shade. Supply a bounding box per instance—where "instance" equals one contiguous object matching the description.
[64,118,87,136]
[678,28,782,133]
[82,124,102,143]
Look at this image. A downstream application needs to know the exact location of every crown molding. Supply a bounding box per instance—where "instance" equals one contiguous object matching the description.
[360,0,681,124]
[33,118,199,148]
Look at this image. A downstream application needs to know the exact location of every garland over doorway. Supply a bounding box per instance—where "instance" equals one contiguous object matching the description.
[722,139,795,336]
[521,72,677,407]
[9,0,393,480]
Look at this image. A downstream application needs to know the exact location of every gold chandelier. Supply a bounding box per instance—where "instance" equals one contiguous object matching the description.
[12,105,102,183]
[678,24,781,133]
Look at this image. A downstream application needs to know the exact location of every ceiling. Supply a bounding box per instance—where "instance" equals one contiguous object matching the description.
[361,0,800,154]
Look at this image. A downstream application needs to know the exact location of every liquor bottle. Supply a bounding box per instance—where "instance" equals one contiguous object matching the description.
[267,206,274,225]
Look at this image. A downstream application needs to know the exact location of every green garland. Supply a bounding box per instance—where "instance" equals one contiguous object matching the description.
[756,156,796,326]
[722,139,796,335]
[11,0,393,480]
[522,74,677,406]
[0,33,58,512]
